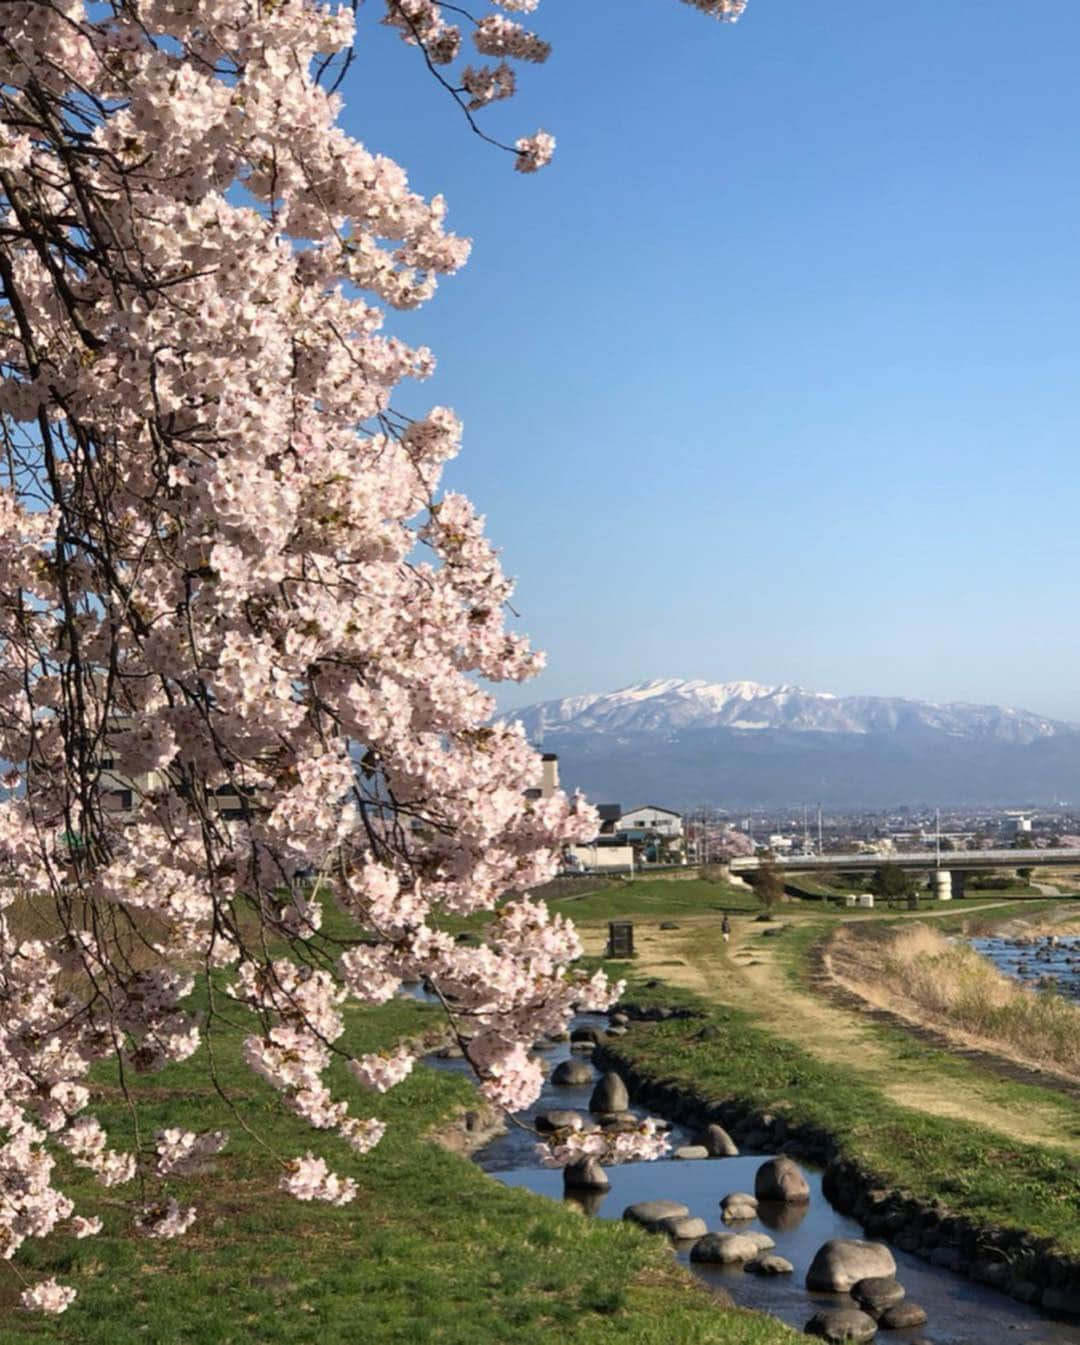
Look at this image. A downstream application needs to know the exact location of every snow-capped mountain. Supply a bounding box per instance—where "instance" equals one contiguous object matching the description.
[511,678,1070,745]
[505,679,1080,807]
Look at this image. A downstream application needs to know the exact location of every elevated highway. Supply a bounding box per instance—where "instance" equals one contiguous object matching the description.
[727,848,1080,900]
[728,849,1080,874]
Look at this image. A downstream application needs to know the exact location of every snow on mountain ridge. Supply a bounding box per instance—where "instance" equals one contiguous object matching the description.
[509,678,1070,746]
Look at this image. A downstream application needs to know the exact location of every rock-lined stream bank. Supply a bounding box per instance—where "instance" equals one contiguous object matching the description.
[427,1006,1080,1345]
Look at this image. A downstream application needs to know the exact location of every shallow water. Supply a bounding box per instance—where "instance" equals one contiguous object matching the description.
[426,1013,1080,1345]
[972,936,1080,1000]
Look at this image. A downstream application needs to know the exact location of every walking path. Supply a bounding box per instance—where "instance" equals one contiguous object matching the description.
[579,903,1080,1154]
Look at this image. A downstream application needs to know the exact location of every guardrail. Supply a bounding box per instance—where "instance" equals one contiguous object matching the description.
[729,848,1080,873]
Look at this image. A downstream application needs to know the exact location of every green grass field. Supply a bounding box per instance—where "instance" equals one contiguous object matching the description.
[544,876,762,925]
[4,980,798,1345]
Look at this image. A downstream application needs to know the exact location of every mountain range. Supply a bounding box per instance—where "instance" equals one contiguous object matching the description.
[506,679,1080,808]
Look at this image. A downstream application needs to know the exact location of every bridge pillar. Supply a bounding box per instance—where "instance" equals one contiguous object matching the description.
[929,870,953,901]
[952,870,967,901]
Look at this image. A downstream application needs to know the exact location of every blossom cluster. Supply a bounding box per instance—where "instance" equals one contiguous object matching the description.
[0,0,748,1315]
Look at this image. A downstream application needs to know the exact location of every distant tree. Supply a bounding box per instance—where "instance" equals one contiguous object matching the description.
[869,866,915,902]
[713,827,756,861]
[753,852,786,911]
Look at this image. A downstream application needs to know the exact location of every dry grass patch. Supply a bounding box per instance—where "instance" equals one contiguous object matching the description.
[827,921,1080,1080]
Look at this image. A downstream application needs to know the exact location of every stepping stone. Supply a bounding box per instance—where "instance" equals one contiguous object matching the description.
[805,1308,878,1342]
[563,1158,609,1191]
[654,1215,708,1240]
[879,1302,928,1329]
[623,1200,690,1232]
[673,1146,709,1160]
[690,1232,762,1264]
[806,1239,896,1293]
[755,1156,810,1204]
[700,1124,739,1156]
[851,1276,905,1314]
[745,1255,794,1276]
[551,1059,593,1086]
[720,1191,758,1221]
[535,1110,584,1134]
[589,1072,629,1114]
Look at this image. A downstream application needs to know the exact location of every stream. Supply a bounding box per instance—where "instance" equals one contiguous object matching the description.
[971,936,1080,1000]
[426,1010,1080,1345]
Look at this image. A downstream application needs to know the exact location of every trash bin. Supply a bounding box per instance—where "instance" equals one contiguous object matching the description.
[607,920,634,958]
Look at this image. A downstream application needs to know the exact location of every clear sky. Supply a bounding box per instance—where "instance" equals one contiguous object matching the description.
[349,1,1080,721]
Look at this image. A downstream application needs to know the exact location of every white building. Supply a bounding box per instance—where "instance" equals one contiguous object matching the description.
[616,805,684,838]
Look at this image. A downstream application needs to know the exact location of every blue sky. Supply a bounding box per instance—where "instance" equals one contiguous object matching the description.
[349,1,1080,720]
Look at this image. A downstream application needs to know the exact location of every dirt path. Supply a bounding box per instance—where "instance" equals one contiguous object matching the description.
[580,906,1080,1153]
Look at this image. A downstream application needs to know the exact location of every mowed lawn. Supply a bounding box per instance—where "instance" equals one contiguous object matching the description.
[3,989,798,1345]
[544,876,761,926]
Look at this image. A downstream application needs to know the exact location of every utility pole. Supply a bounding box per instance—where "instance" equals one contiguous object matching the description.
[803,803,810,851]
[935,807,941,868]
[817,803,823,855]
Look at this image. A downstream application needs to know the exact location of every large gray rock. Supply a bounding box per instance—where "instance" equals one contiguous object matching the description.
[654,1215,708,1240]
[690,1232,762,1264]
[742,1230,776,1252]
[879,1302,928,1329]
[851,1277,905,1314]
[746,1255,794,1276]
[805,1308,878,1342]
[563,1158,610,1191]
[551,1058,593,1086]
[755,1156,810,1204]
[701,1124,739,1157]
[806,1239,897,1293]
[589,1071,629,1114]
[623,1200,690,1231]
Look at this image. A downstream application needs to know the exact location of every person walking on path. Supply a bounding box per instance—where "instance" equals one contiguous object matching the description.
[721,914,731,945]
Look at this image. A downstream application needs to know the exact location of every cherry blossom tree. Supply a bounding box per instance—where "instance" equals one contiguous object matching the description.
[0,0,746,1313]
[713,826,756,861]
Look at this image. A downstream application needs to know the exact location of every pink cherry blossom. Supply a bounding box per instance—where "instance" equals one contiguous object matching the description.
[0,0,749,1313]
[20,1279,78,1315]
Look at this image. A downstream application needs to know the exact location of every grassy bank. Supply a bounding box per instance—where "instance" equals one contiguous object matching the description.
[599,967,1080,1259]
[827,920,1080,1077]
[543,876,762,925]
[6,987,798,1345]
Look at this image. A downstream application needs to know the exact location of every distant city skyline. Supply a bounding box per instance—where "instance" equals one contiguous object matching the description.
[351,1,1080,723]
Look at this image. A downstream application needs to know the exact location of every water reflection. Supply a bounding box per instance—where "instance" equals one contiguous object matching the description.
[757,1200,809,1234]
